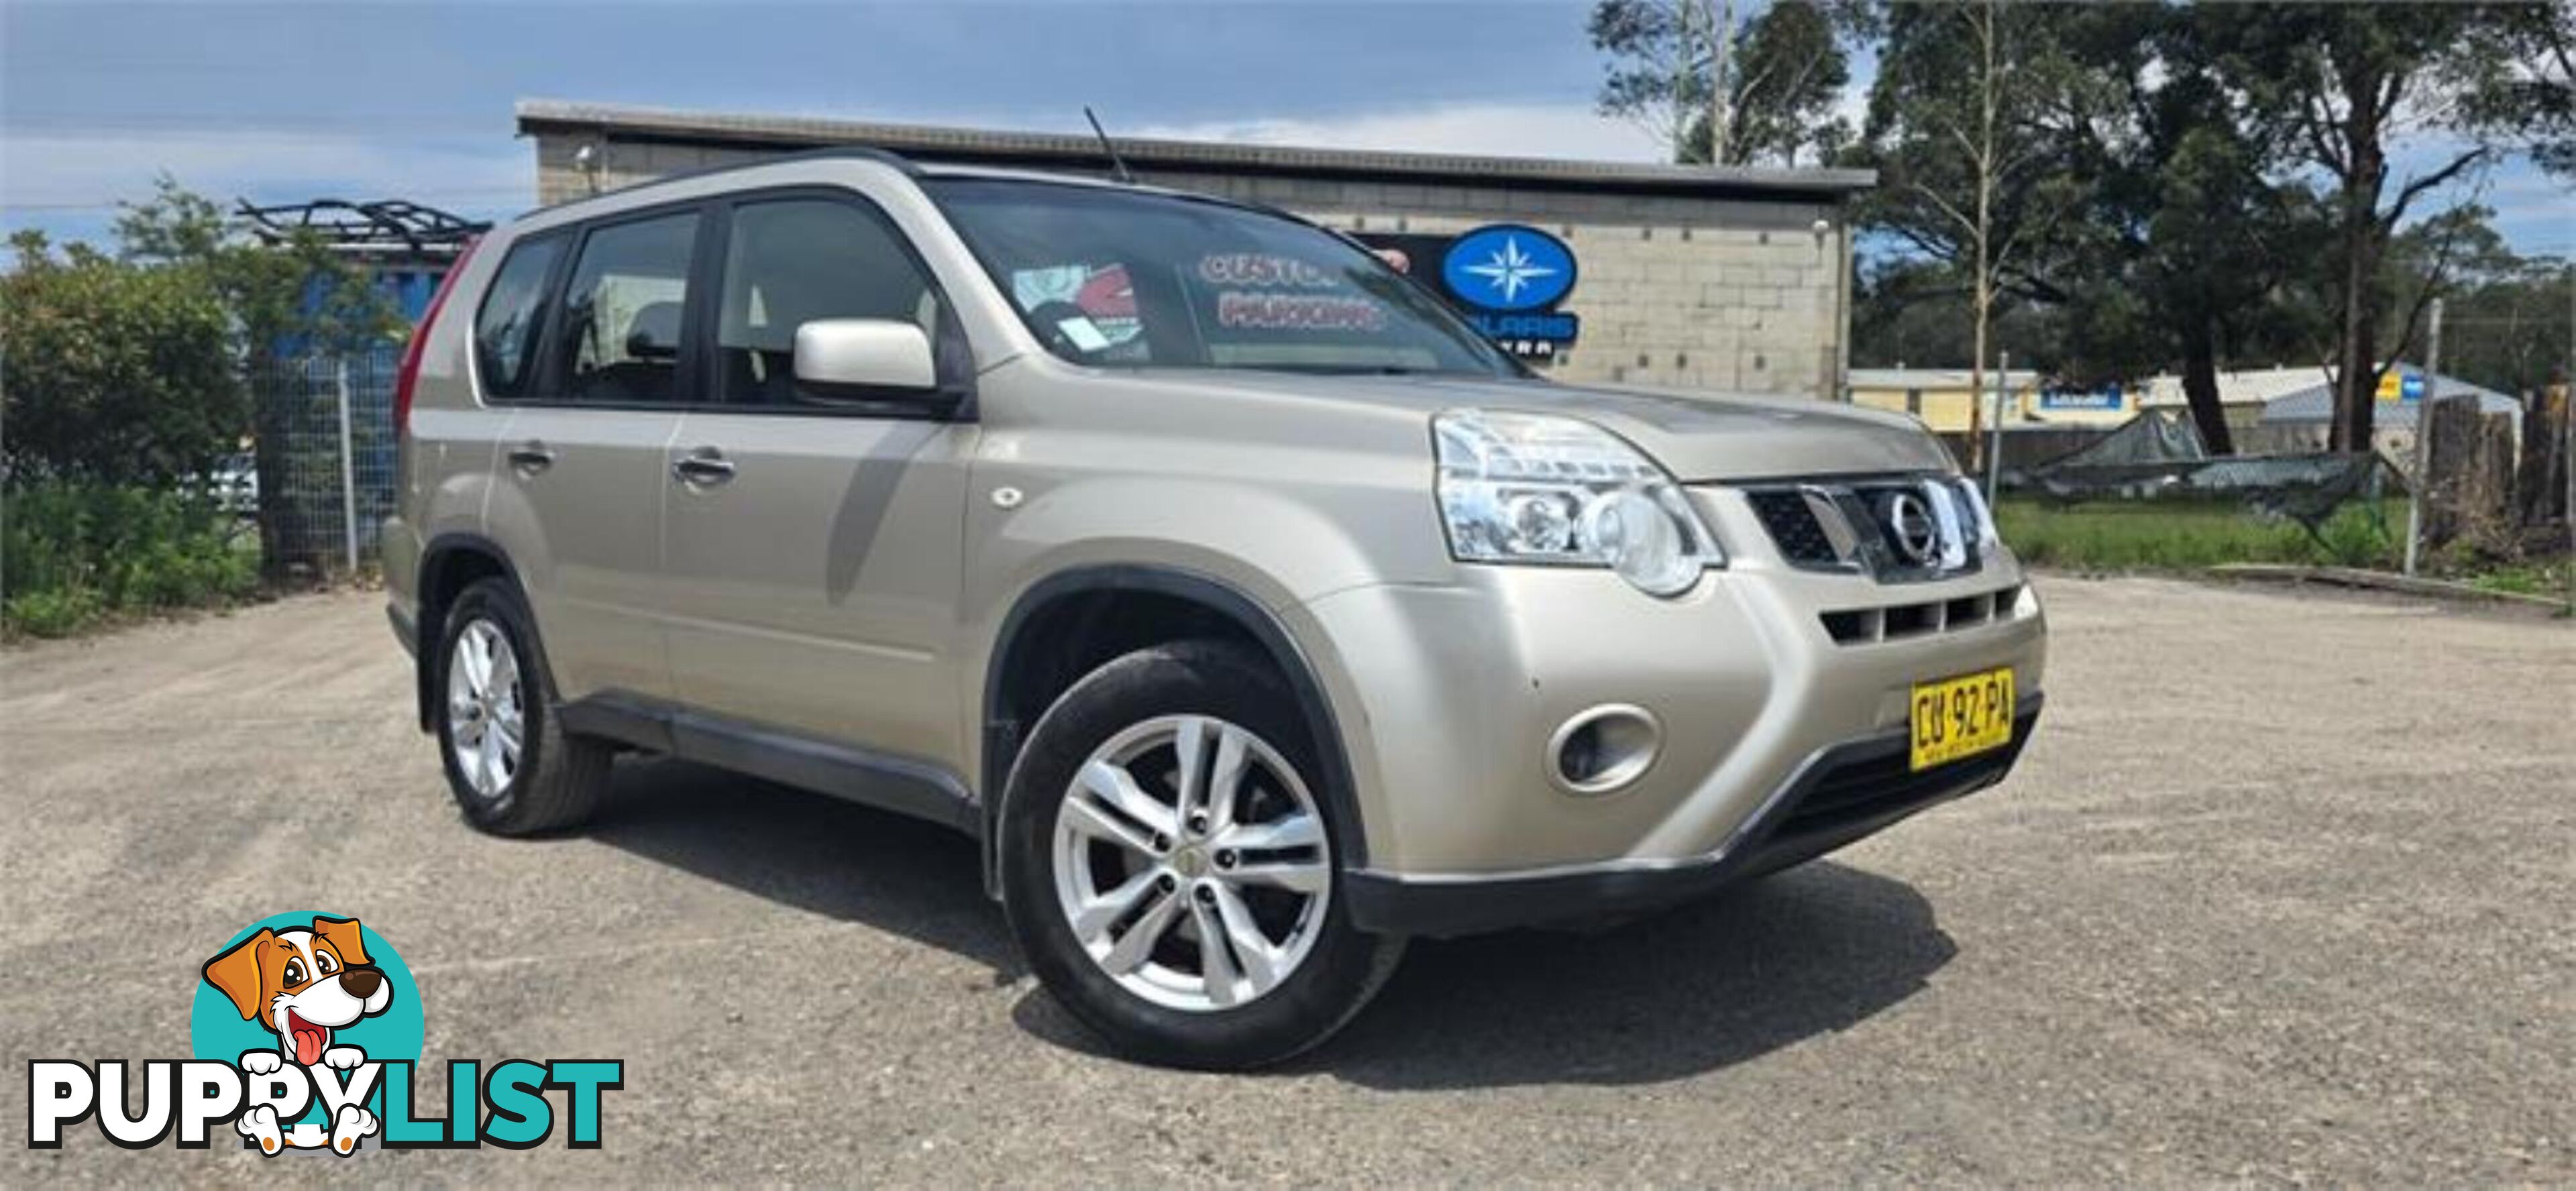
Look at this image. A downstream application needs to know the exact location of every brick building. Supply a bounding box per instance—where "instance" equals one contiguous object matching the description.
[514,99,1873,398]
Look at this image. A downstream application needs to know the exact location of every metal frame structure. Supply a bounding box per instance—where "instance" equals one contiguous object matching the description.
[237,198,488,257]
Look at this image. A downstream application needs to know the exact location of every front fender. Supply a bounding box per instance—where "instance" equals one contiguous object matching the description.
[958,475,1418,814]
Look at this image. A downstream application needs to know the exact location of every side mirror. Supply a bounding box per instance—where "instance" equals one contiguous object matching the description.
[794,319,938,396]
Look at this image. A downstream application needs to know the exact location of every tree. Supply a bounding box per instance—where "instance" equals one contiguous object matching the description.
[2200,3,2568,453]
[2040,6,2336,455]
[1850,256,2061,372]
[1852,3,2561,461]
[1854,0,2086,467]
[2127,131,2334,455]
[1592,0,1872,167]
[1,231,241,485]
[2385,213,2573,400]
[2485,0,2576,178]
[1723,1,1860,167]
[113,176,396,367]
[111,176,400,579]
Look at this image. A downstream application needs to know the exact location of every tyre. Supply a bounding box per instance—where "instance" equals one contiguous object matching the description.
[1000,640,1405,1070]
[433,577,611,835]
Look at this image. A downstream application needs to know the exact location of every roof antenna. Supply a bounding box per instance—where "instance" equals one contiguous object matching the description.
[1083,106,1136,185]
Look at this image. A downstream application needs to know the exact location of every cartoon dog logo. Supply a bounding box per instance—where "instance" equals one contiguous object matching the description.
[202,915,391,1153]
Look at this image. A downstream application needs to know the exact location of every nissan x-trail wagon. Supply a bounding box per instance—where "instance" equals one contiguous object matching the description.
[385,149,2046,1068]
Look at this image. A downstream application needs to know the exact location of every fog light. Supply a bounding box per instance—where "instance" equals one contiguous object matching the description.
[1548,705,1661,795]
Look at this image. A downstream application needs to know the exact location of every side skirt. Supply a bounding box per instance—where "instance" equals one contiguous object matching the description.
[558,693,981,838]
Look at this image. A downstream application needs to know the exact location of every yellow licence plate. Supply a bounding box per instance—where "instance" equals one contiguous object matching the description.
[1910,667,2016,771]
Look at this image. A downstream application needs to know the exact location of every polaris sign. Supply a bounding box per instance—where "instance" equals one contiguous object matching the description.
[1356,224,1582,361]
[1441,225,1576,310]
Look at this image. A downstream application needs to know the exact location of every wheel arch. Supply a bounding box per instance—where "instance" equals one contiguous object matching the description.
[978,564,1368,897]
[413,532,526,732]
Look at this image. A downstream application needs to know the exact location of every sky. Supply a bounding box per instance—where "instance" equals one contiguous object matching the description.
[3,1,2567,256]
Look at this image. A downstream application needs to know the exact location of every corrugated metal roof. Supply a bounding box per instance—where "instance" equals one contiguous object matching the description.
[1847,367,2041,390]
[515,99,1878,200]
[2138,365,2328,408]
[2258,376,2520,427]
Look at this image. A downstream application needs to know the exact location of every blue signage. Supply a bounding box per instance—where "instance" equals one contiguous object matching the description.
[1441,225,1578,313]
[1355,224,1582,360]
[1461,310,1582,358]
[2040,382,2124,411]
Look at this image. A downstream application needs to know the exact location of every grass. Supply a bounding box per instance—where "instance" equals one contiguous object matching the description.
[1995,497,2404,572]
[1998,498,2575,610]
[2,483,262,640]
[2463,559,2573,599]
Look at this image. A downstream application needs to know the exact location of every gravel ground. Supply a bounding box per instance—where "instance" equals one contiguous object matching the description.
[3,576,2569,1185]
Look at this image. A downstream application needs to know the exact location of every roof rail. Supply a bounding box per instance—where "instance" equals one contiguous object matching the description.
[537,143,922,215]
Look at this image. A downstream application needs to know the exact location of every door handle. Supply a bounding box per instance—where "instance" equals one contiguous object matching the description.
[672,448,737,486]
[506,441,555,473]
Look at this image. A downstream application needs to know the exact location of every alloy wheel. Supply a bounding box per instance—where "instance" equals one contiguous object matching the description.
[445,618,525,799]
[1051,714,1332,1012]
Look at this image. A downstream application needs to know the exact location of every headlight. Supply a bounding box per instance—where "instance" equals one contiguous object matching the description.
[1950,476,2000,553]
[1434,410,1723,596]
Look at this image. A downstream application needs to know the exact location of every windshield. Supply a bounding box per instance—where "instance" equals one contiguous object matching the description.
[926,178,1522,378]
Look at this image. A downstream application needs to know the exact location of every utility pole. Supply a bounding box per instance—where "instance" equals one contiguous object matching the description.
[334,358,360,576]
[1987,351,2009,504]
[2403,298,2444,577]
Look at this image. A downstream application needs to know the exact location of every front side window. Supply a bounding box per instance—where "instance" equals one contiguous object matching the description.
[926,179,1519,378]
[471,234,562,399]
[716,198,941,405]
[553,211,700,404]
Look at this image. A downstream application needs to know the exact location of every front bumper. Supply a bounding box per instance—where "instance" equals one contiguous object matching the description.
[1291,485,2049,932]
[1346,695,2040,936]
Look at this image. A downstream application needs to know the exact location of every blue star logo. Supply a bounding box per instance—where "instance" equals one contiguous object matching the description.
[1463,235,1558,305]
[1441,225,1576,313]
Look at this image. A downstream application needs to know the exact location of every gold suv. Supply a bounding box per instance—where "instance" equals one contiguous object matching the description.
[384,151,2047,1068]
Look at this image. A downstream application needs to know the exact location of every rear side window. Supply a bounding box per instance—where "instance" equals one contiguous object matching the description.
[471,235,562,399]
[553,212,700,404]
[715,198,940,405]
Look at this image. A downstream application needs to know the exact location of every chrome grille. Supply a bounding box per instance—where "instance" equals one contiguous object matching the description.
[1743,475,1990,581]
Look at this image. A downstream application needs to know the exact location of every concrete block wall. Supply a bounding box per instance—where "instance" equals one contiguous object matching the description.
[535,138,1850,398]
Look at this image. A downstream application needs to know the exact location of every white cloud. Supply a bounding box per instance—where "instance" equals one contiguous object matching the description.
[0,103,1666,236]
[1,127,531,221]
[1130,102,1669,163]
[1833,80,1871,137]
[2479,166,2576,254]
[0,101,1672,239]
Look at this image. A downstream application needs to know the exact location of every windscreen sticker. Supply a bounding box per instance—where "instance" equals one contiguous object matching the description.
[1197,253,1342,290]
[1194,253,1388,333]
[1214,291,1388,331]
[1014,264,1142,347]
[1055,316,1114,352]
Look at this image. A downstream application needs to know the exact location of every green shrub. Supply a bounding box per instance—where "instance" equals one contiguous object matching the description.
[1994,497,2406,571]
[3,482,257,638]
[2,231,242,486]
[2,588,105,639]
[2310,502,2398,569]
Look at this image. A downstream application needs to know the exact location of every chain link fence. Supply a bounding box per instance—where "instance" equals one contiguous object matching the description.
[249,345,401,581]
